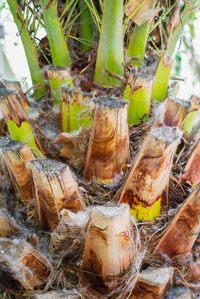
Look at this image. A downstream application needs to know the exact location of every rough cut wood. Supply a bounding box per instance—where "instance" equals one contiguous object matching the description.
[119,126,182,221]
[154,183,200,258]
[41,65,73,104]
[2,138,35,205]
[130,267,174,299]
[0,239,52,290]
[181,138,200,186]
[41,65,72,85]
[30,159,85,231]
[0,88,43,155]
[3,79,29,108]
[30,290,82,299]
[155,97,190,129]
[84,97,130,184]
[0,208,21,237]
[80,204,135,295]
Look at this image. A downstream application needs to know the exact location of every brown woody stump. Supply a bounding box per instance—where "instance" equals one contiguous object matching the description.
[2,138,35,205]
[0,209,21,237]
[130,267,174,299]
[29,159,85,231]
[119,126,182,221]
[50,209,89,255]
[0,88,44,155]
[0,239,52,290]
[181,138,200,186]
[154,183,200,258]
[155,97,190,129]
[2,79,29,108]
[80,204,135,296]
[84,97,130,184]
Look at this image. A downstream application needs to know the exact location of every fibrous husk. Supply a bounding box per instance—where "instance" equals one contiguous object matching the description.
[0,208,22,237]
[0,239,52,290]
[28,289,82,299]
[49,209,89,258]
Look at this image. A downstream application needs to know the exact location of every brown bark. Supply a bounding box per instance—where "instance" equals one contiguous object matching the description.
[0,239,52,290]
[154,183,200,258]
[30,159,85,231]
[119,126,182,220]
[130,267,174,299]
[84,97,130,184]
[155,97,190,129]
[80,204,135,295]
[2,138,35,205]
[182,139,200,186]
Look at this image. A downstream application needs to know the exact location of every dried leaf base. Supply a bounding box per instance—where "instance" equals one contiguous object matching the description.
[120,126,182,221]
[154,183,200,258]
[80,204,135,296]
[2,138,35,205]
[84,97,130,185]
[130,267,174,299]
[0,239,52,290]
[30,159,84,231]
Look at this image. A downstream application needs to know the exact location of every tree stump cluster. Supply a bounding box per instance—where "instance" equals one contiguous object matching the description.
[0,79,200,299]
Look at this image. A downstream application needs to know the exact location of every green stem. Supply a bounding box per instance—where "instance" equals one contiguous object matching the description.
[61,88,92,132]
[166,0,197,57]
[127,20,151,67]
[7,0,45,101]
[123,73,153,125]
[40,0,71,67]
[152,1,197,102]
[127,0,156,67]
[94,0,124,87]
[151,53,174,102]
[79,1,95,52]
